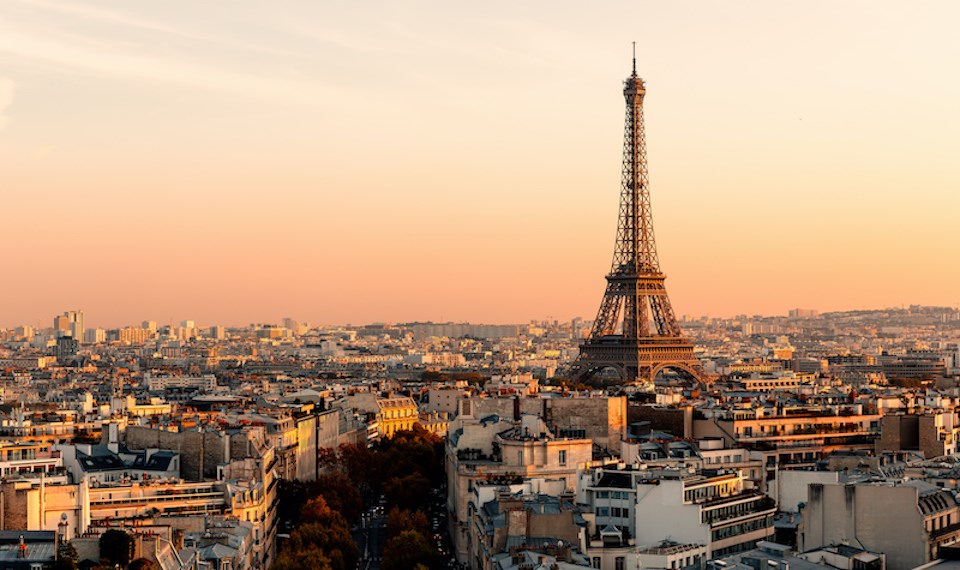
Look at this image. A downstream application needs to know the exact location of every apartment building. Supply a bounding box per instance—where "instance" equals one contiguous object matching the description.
[447,412,592,565]
[799,480,960,570]
[878,412,959,459]
[634,467,775,558]
[0,442,66,482]
[577,461,772,561]
[469,481,587,570]
[694,407,881,486]
[376,396,419,438]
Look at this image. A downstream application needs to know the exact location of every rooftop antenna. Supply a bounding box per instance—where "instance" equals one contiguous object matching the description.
[632,41,637,75]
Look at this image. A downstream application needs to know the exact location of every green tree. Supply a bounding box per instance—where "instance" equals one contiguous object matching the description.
[54,540,79,570]
[99,529,133,567]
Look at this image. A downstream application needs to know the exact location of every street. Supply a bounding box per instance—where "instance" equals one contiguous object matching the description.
[353,505,386,570]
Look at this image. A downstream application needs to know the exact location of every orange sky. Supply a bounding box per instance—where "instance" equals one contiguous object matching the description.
[2,1,959,328]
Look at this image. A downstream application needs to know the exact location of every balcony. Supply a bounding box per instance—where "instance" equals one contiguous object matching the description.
[700,492,776,525]
[738,426,876,443]
[91,490,224,506]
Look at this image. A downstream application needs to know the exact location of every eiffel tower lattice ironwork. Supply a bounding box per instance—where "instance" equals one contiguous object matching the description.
[571,55,706,385]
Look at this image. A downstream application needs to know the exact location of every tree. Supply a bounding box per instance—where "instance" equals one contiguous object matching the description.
[338,443,381,497]
[320,443,381,500]
[383,471,431,512]
[378,425,444,487]
[56,540,79,569]
[312,472,362,523]
[288,523,358,570]
[272,546,333,570]
[277,480,310,526]
[300,496,336,525]
[381,529,436,570]
[288,497,359,570]
[386,507,429,540]
[99,529,133,567]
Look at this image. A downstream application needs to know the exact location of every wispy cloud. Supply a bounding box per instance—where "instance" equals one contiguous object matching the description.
[0,78,14,129]
[0,28,332,107]
[9,0,329,62]
[0,0,353,107]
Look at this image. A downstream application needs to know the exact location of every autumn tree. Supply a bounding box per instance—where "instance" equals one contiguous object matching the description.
[287,496,359,570]
[272,546,333,570]
[277,473,363,526]
[383,471,431,512]
[386,507,429,540]
[381,529,436,570]
[313,472,362,523]
[377,425,444,492]
[319,443,381,500]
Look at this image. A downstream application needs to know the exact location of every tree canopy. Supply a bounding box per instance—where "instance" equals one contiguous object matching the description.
[99,529,133,567]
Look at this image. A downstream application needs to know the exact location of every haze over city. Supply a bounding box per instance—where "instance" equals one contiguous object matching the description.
[7,4,960,570]
[2,1,959,328]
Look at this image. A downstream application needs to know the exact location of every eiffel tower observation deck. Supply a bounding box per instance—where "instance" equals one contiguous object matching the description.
[570,53,706,386]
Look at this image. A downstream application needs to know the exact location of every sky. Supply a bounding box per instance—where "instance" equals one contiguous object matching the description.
[1,1,959,329]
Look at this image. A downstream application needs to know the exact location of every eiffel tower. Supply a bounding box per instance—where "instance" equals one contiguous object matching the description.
[571,53,706,386]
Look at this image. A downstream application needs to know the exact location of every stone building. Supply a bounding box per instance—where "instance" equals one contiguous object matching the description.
[799,480,960,570]
[469,394,627,456]
[470,483,588,570]
[878,412,960,459]
[446,411,593,565]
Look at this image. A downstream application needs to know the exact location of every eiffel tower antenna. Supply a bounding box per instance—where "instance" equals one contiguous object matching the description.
[569,54,706,386]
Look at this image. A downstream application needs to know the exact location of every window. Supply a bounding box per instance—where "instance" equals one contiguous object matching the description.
[592,557,601,569]
[615,557,625,570]
[559,450,567,465]
[517,450,524,465]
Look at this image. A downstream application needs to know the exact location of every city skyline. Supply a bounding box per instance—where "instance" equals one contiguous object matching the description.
[2,1,959,328]
[7,303,960,332]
